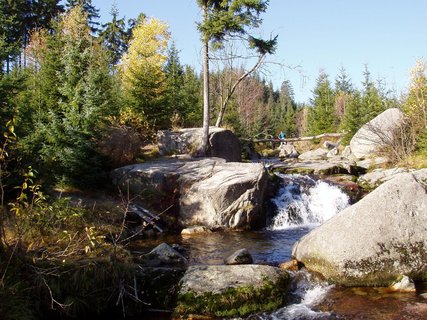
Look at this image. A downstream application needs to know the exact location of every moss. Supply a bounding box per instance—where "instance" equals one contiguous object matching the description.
[301,241,427,287]
[174,276,288,318]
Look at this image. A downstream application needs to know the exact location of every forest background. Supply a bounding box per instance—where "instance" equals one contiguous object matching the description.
[0,1,426,318]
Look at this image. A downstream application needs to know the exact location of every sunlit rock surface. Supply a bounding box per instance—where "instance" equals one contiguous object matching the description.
[349,108,405,159]
[157,127,241,162]
[111,158,268,230]
[292,170,427,286]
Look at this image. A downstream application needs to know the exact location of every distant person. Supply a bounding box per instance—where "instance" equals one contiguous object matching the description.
[278,130,286,146]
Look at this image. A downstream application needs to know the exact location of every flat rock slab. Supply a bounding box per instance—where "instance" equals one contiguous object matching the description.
[175,264,289,317]
[111,158,268,230]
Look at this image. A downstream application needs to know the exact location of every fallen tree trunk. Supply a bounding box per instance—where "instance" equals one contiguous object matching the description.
[244,133,345,143]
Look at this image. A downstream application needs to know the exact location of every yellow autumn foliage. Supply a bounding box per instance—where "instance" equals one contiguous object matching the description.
[121,17,170,94]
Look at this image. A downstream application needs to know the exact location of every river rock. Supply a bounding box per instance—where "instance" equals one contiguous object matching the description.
[225,248,253,265]
[111,158,268,230]
[175,264,289,317]
[389,275,416,292]
[349,108,406,159]
[357,167,409,189]
[292,170,427,286]
[278,143,299,158]
[157,127,241,162]
[298,148,328,161]
[137,243,188,267]
[181,225,212,235]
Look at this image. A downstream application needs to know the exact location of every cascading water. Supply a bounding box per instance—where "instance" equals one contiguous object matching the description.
[269,174,350,230]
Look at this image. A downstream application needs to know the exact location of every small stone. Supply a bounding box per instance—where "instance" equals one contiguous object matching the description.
[390,275,416,292]
[181,226,212,235]
[225,248,253,265]
[139,242,188,267]
[278,259,300,271]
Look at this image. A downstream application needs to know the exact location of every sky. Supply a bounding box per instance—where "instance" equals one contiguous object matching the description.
[92,0,427,103]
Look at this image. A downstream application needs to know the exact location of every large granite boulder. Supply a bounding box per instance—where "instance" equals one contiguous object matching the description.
[157,127,241,162]
[349,108,406,159]
[175,264,289,318]
[292,170,427,286]
[111,158,268,230]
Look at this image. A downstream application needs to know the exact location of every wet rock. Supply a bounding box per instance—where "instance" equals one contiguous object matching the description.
[292,170,427,286]
[279,259,300,271]
[390,275,416,292]
[175,265,289,318]
[225,248,253,265]
[137,243,188,267]
[349,108,406,159]
[181,226,212,235]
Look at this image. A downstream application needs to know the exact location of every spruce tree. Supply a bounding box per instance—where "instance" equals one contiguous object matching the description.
[308,70,337,135]
[99,4,128,67]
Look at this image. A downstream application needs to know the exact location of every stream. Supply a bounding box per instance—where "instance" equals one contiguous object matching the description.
[134,174,427,319]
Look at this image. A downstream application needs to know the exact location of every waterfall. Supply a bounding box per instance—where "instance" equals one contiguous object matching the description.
[269,174,350,230]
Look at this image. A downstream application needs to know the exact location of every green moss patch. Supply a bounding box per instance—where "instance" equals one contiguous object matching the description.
[174,276,288,318]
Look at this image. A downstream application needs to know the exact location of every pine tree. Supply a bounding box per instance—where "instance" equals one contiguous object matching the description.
[164,43,184,120]
[308,70,337,135]
[99,3,128,67]
[181,65,202,127]
[279,80,297,137]
[20,6,116,186]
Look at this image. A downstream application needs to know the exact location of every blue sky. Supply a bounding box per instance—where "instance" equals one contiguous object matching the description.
[93,0,426,103]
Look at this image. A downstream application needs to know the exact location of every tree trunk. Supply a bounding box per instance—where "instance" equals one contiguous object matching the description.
[200,7,210,155]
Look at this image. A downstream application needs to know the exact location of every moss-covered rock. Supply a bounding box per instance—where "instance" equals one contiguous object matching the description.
[174,265,289,318]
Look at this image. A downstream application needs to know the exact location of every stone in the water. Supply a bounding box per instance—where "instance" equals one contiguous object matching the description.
[292,170,427,286]
[138,242,188,267]
[390,275,416,292]
[181,226,212,235]
[175,264,289,318]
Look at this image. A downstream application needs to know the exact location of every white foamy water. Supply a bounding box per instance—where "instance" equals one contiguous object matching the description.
[269,174,350,230]
[250,270,334,320]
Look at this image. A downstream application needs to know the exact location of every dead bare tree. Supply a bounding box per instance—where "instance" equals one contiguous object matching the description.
[210,35,277,128]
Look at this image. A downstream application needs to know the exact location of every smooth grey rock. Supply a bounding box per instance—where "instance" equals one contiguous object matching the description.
[357,167,409,189]
[111,158,268,230]
[139,243,188,267]
[278,143,299,158]
[349,108,406,159]
[157,127,241,162]
[178,265,287,295]
[298,148,328,161]
[356,157,390,169]
[175,264,289,317]
[225,248,253,265]
[292,170,427,286]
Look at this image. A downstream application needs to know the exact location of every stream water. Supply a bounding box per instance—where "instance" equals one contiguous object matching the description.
[135,174,427,319]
